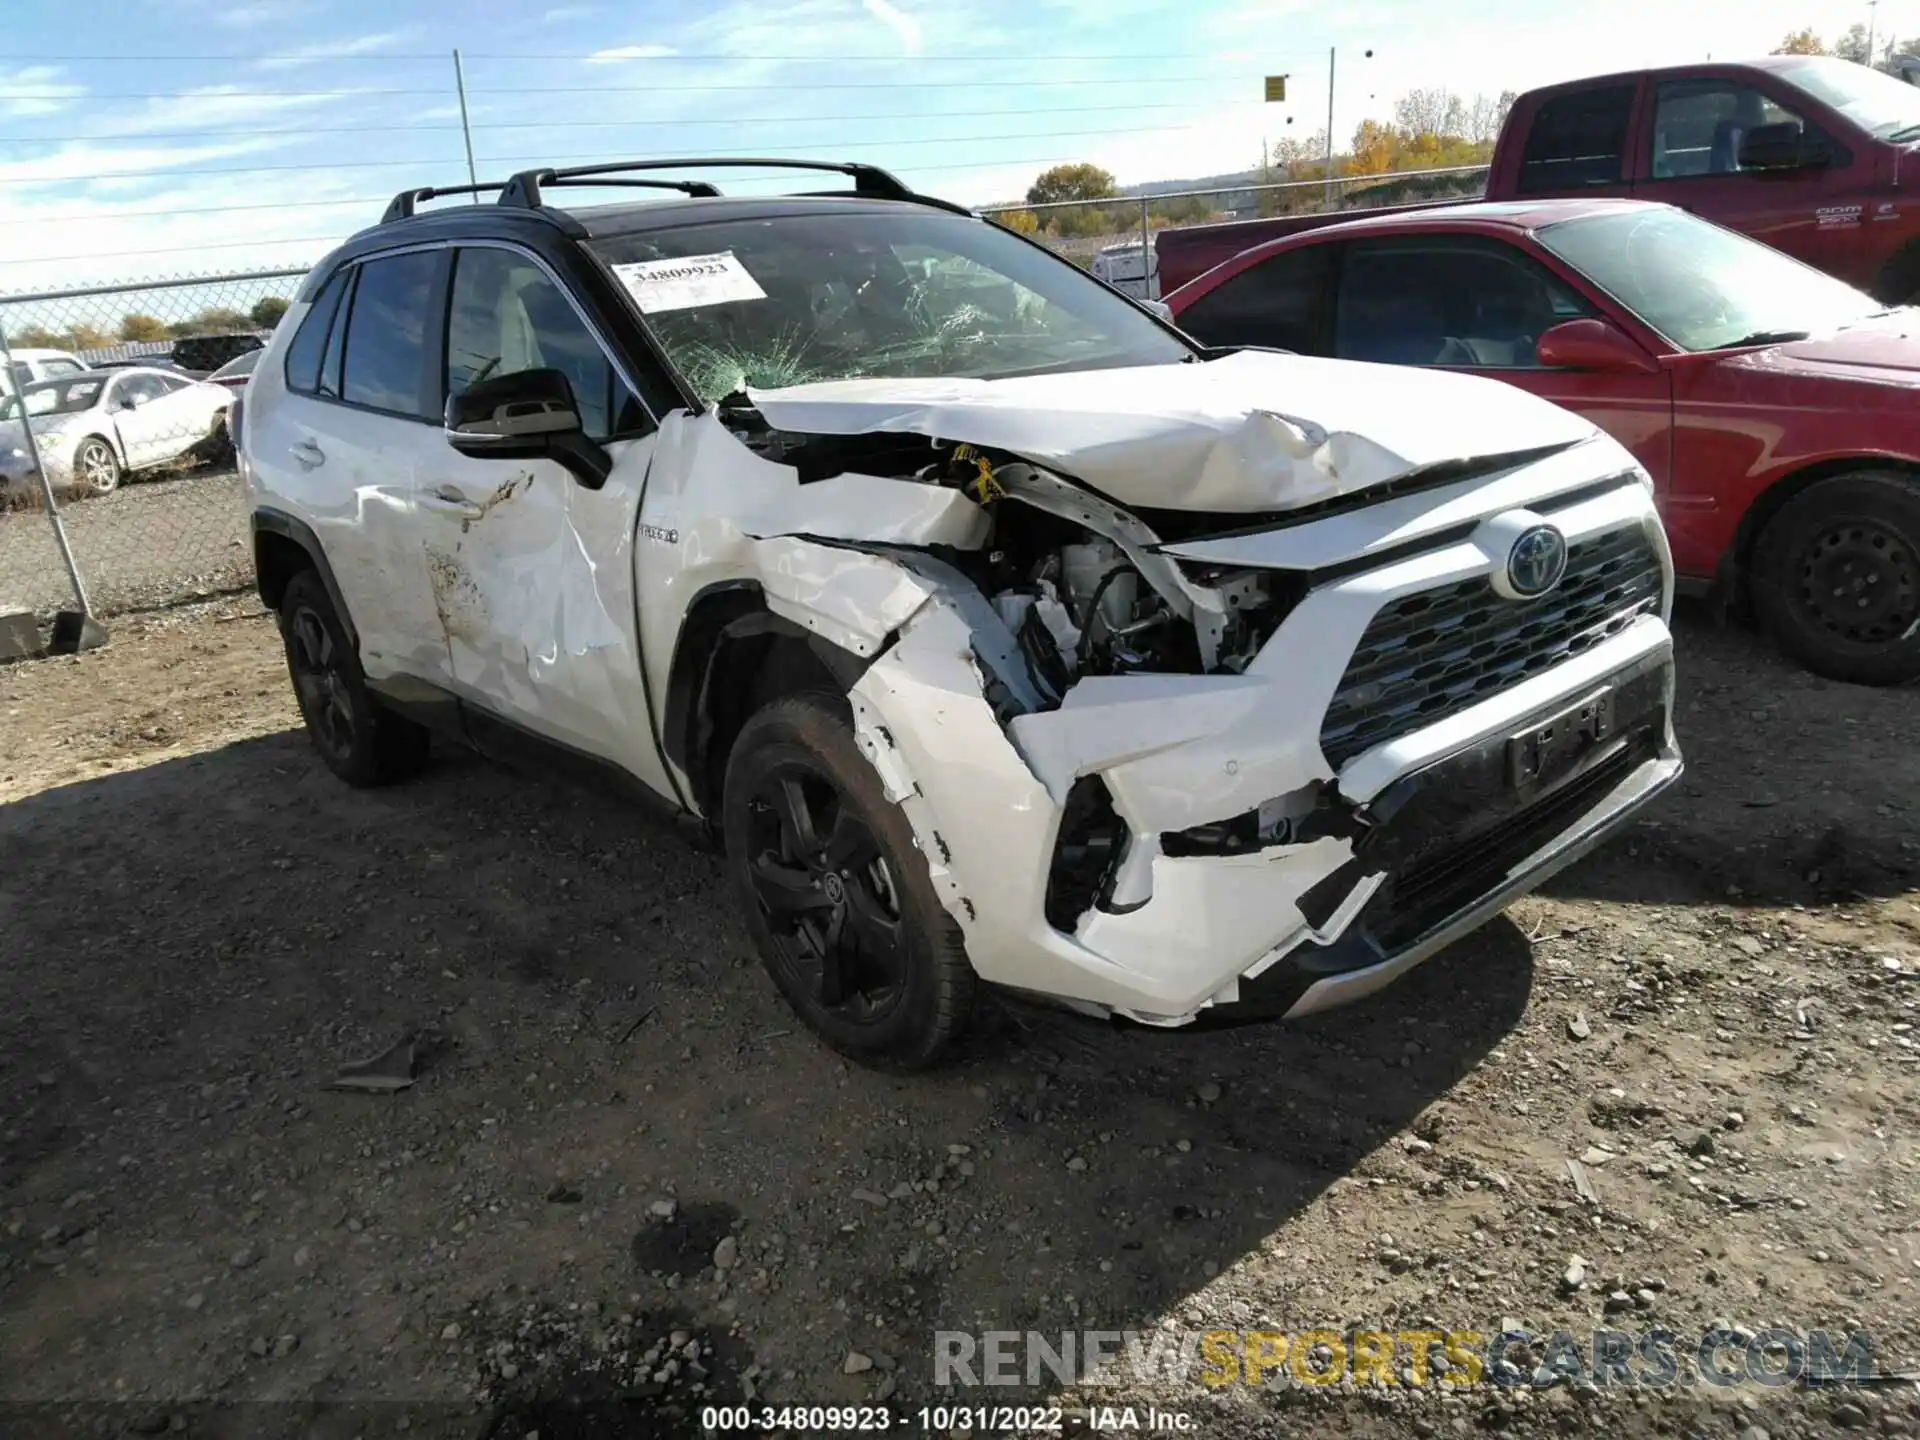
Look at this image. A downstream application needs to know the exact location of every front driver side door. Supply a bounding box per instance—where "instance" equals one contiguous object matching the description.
[418,243,675,796]
[107,373,171,469]
[1330,235,1676,494]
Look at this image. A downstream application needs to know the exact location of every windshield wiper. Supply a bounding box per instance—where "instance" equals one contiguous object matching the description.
[1710,329,1811,350]
[1885,123,1920,142]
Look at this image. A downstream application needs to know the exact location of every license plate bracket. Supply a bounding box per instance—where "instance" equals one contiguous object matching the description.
[1506,686,1616,790]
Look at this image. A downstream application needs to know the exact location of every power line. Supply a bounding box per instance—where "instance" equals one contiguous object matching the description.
[0,74,1248,100]
[0,122,1218,184]
[0,150,1206,263]
[0,196,390,227]
[1,51,1268,62]
[0,100,1207,147]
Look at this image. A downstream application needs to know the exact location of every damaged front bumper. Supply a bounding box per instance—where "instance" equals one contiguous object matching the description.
[1218,647,1679,1022]
[843,471,1682,1028]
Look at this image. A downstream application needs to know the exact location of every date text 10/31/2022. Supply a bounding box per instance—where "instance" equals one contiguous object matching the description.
[699,1406,1194,1432]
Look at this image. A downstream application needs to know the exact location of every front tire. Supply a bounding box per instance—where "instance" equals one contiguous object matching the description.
[722,695,976,1070]
[74,436,120,496]
[278,569,431,786]
[1752,470,1920,686]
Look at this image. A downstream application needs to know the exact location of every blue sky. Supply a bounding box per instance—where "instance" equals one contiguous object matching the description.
[0,0,1888,287]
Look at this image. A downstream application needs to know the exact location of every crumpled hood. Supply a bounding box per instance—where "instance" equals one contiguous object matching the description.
[748,348,1600,513]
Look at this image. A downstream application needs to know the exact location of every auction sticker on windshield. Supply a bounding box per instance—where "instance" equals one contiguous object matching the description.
[612,251,767,313]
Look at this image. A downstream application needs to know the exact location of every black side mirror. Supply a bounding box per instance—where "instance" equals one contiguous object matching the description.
[444,366,611,490]
[1737,121,1823,172]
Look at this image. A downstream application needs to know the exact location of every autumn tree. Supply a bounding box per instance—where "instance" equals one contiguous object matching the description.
[1835,21,1876,63]
[118,313,168,342]
[10,325,63,349]
[1773,27,1828,54]
[1025,163,1117,206]
[182,306,252,334]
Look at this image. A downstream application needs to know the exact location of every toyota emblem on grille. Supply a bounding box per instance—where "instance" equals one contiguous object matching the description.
[1506,524,1569,598]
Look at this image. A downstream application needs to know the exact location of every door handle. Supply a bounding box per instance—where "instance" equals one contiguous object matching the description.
[422,484,485,520]
[290,438,325,469]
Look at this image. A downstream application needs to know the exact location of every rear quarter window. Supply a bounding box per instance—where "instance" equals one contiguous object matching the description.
[1517,85,1637,192]
[284,269,349,395]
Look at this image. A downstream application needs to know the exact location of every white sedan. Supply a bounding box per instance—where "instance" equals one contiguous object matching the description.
[0,366,234,497]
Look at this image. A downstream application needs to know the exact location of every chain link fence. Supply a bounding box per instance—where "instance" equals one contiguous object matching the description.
[0,268,307,633]
[979,163,1490,297]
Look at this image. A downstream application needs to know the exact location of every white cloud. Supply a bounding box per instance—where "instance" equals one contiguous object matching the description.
[103,86,339,137]
[0,66,85,120]
[0,137,294,192]
[862,0,924,54]
[254,29,419,70]
[542,4,598,19]
[585,44,680,62]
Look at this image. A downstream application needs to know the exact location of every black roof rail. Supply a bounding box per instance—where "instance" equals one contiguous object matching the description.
[497,157,917,211]
[381,181,509,224]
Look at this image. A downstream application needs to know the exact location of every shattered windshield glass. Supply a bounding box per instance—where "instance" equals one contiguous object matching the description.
[588,208,1191,403]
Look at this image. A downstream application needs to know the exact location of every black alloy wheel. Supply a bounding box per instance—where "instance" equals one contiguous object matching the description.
[743,763,906,1025]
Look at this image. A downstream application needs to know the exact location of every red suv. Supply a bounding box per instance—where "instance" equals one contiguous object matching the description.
[1167,198,1920,685]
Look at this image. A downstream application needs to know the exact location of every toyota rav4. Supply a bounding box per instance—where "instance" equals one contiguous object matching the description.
[241,158,1683,1069]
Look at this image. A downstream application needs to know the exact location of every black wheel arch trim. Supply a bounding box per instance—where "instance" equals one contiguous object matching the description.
[663,580,878,818]
[251,507,359,652]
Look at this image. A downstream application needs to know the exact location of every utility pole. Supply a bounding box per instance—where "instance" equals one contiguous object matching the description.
[1324,47,1337,209]
[1868,0,1880,65]
[453,49,479,195]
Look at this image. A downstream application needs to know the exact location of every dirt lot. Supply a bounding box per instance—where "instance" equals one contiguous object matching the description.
[0,600,1916,1440]
[0,468,249,619]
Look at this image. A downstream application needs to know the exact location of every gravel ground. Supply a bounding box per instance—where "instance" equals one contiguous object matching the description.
[0,599,1915,1440]
[0,466,249,619]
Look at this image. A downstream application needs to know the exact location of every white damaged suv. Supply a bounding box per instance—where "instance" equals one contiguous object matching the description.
[241,159,1682,1068]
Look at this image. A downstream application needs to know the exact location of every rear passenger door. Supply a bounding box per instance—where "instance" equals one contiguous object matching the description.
[251,250,454,686]
[419,243,672,792]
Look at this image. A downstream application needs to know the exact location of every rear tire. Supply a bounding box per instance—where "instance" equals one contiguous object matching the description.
[278,569,431,786]
[721,694,976,1070]
[1751,470,1920,686]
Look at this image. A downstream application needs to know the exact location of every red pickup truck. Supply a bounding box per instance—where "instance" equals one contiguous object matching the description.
[1157,55,1920,300]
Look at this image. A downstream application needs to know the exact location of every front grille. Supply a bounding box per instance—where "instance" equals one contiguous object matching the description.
[1319,525,1663,769]
[1361,736,1647,951]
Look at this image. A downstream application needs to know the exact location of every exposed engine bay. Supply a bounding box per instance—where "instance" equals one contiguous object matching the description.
[725,404,1294,704]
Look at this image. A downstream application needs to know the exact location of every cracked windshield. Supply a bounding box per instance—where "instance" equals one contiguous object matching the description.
[590,208,1187,402]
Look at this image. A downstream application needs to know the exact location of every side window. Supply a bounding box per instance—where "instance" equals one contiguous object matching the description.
[116,374,165,407]
[445,247,645,442]
[7,361,30,390]
[151,373,189,395]
[1517,86,1636,193]
[43,359,83,377]
[284,268,349,395]
[339,251,439,419]
[1334,239,1593,369]
[1650,81,1838,178]
[1174,244,1337,354]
